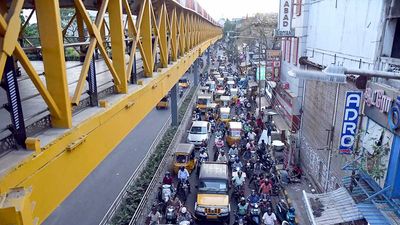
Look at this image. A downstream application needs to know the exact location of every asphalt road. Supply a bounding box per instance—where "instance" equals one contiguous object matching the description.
[43,65,196,225]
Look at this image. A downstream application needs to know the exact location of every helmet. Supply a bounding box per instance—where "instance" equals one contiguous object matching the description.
[165,171,170,176]
[240,197,246,202]
[251,190,256,195]
[289,207,295,213]
[181,207,187,213]
[235,158,240,163]
[180,166,185,170]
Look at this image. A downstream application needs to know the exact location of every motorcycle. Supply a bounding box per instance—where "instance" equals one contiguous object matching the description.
[165,205,177,224]
[177,178,190,203]
[249,203,261,225]
[179,89,184,98]
[197,154,208,176]
[275,199,289,223]
[234,213,248,225]
[192,111,201,121]
[284,208,296,225]
[210,119,216,133]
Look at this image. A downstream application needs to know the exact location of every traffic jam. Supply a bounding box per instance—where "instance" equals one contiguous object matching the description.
[146,42,297,225]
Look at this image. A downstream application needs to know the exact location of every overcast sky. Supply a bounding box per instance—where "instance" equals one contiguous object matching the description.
[197,0,279,20]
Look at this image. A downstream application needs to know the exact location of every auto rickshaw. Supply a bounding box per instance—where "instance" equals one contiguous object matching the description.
[219,107,231,123]
[206,80,216,93]
[156,96,169,109]
[214,89,225,104]
[220,95,231,107]
[226,122,242,146]
[197,93,213,112]
[179,78,190,88]
[173,143,196,174]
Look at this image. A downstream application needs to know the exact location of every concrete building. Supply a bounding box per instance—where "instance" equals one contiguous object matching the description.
[276,0,400,223]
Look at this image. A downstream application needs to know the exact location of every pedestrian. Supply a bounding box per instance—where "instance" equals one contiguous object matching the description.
[262,208,277,225]
[146,206,162,225]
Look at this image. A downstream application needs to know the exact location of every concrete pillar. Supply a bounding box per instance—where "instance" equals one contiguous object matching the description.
[171,83,178,126]
[207,47,211,65]
[194,59,199,86]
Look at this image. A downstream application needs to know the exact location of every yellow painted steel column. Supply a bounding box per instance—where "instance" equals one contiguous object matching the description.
[158,4,168,68]
[108,0,128,93]
[35,0,72,128]
[140,0,154,76]
[170,8,178,61]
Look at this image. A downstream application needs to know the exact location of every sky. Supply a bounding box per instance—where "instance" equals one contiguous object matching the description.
[197,0,279,20]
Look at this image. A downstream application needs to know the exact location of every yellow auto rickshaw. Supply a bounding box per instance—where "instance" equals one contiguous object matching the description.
[179,78,190,88]
[197,93,213,111]
[226,122,242,146]
[156,96,169,109]
[219,107,231,123]
[173,143,196,174]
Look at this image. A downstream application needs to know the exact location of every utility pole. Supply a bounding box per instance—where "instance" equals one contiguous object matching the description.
[325,83,340,192]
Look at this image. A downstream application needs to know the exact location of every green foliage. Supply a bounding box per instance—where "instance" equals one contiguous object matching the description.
[223,19,236,36]
[109,86,196,225]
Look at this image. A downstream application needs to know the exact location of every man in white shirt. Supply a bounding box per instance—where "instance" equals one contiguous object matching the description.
[262,208,277,225]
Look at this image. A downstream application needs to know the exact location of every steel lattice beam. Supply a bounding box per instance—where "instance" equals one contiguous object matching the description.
[0,0,222,224]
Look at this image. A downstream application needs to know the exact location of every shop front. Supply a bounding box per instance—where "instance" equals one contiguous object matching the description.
[361,82,400,198]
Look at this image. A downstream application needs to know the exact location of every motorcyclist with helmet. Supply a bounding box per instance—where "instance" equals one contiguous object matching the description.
[236,197,249,221]
[177,207,193,224]
[247,189,261,205]
[177,166,190,193]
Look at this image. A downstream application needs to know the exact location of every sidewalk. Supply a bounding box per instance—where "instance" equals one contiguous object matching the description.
[256,95,314,225]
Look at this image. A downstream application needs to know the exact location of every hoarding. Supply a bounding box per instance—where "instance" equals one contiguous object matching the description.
[339,91,362,154]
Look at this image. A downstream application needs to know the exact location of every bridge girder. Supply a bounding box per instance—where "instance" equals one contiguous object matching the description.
[0,0,222,224]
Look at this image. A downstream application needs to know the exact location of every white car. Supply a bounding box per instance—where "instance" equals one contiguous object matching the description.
[187,121,211,146]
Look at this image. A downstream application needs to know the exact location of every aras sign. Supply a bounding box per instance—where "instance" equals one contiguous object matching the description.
[339,91,362,154]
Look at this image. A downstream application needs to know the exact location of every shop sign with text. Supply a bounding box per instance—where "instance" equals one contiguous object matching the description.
[364,82,400,135]
[275,0,295,37]
[339,91,362,154]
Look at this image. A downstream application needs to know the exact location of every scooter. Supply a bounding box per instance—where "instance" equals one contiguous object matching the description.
[284,208,296,225]
[275,199,289,223]
[234,213,248,225]
[165,205,177,224]
[249,203,261,225]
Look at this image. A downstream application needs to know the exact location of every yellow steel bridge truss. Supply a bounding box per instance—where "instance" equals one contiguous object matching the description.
[0,0,221,224]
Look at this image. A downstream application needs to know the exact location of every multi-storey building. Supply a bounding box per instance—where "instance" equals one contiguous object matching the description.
[276,0,400,223]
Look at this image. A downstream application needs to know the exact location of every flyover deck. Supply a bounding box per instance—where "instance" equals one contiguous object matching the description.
[0,54,146,174]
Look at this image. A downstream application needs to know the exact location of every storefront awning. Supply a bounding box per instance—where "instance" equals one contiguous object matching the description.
[303,187,364,225]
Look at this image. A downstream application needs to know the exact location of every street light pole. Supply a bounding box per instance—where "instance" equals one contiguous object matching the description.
[258,44,262,115]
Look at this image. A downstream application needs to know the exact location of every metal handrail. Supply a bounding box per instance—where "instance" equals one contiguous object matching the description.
[129,85,198,225]
[99,85,194,225]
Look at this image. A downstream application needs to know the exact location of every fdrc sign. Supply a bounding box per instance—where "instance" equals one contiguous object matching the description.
[339,91,362,154]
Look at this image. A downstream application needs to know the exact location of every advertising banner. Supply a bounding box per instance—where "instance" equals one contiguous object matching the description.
[339,91,362,154]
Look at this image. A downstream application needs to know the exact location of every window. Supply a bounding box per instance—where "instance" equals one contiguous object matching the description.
[176,155,188,163]
[296,0,302,16]
[292,37,299,65]
[391,19,400,58]
[286,38,291,63]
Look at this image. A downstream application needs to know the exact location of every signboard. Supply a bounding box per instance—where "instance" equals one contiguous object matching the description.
[275,0,295,37]
[364,82,400,135]
[339,91,362,154]
[266,50,281,81]
[256,66,266,81]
